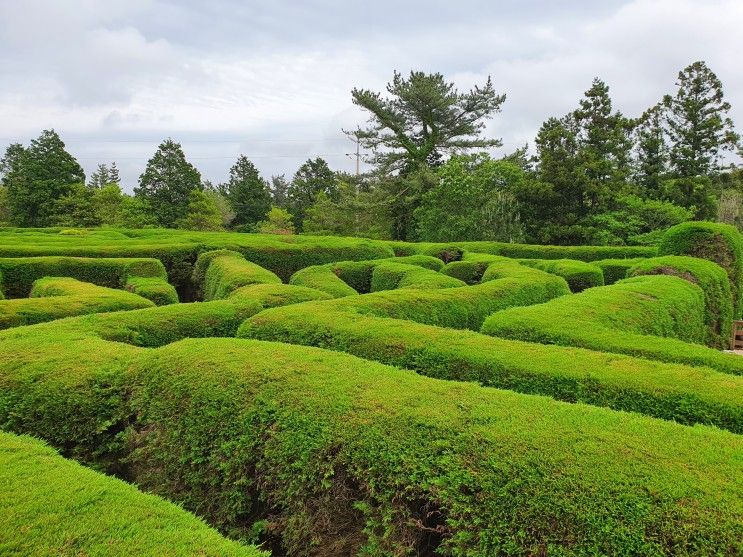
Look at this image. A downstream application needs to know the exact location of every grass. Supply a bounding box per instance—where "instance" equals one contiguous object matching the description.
[0,430,266,556]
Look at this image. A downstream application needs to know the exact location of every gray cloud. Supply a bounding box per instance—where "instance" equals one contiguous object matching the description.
[0,0,740,191]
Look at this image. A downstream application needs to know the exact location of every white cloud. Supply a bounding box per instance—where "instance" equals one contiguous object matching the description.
[0,0,741,190]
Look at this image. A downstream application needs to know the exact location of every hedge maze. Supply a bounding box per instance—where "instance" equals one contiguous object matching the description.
[0,223,741,556]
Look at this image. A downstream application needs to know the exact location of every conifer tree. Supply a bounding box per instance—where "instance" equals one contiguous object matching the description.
[221,155,270,228]
[134,139,201,227]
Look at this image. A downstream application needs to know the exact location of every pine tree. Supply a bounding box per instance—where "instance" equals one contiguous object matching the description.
[221,155,271,229]
[108,162,120,184]
[3,130,85,227]
[269,174,290,208]
[88,163,110,189]
[664,61,739,177]
[287,157,337,231]
[571,78,632,210]
[633,104,668,196]
[134,139,202,228]
[176,189,223,231]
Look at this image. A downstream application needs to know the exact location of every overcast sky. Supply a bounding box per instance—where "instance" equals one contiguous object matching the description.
[1,0,741,191]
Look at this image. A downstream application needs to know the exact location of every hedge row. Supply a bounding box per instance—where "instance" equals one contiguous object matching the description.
[0,228,396,291]
[406,239,656,262]
[516,258,604,292]
[239,307,743,433]
[0,255,168,298]
[0,431,265,557]
[628,256,733,348]
[194,250,282,301]
[659,221,743,317]
[0,315,740,555]
[370,261,465,291]
[481,275,743,375]
[0,277,155,330]
[124,276,179,305]
[593,257,647,284]
[289,255,444,298]
[295,259,569,331]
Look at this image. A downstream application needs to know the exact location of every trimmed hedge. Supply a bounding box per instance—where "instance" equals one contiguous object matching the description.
[628,256,733,348]
[516,258,604,292]
[0,277,154,329]
[480,275,743,375]
[0,320,741,554]
[0,431,265,557]
[413,239,656,262]
[293,259,569,331]
[0,270,3,299]
[659,221,743,317]
[240,307,743,433]
[593,257,647,284]
[0,256,167,298]
[289,255,445,298]
[370,262,465,291]
[125,276,179,305]
[194,250,282,301]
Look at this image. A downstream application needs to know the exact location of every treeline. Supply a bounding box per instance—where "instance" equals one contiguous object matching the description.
[0,60,741,244]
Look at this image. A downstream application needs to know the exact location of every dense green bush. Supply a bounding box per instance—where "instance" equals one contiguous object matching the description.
[480,275,743,374]
[0,321,740,555]
[370,262,465,291]
[516,258,604,292]
[417,240,656,261]
[289,255,444,297]
[0,431,265,557]
[240,307,743,433]
[0,277,154,329]
[629,256,733,348]
[0,256,167,298]
[194,250,282,301]
[125,276,179,305]
[659,221,743,317]
[593,257,647,284]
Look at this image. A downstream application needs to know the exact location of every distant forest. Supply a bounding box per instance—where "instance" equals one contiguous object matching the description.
[1,60,741,245]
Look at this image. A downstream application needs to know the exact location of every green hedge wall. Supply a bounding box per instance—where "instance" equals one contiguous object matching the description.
[124,276,179,305]
[516,258,604,292]
[0,277,154,330]
[0,320,740,555]
[0,256,167,298]
[0,431,266,557]
[628,256,733,348]
[239,307,743,433]
[370,262,465,292]
[194,250,282,301]
[289,255,444,298]
[659,221,743,317]
[593,257,648,284]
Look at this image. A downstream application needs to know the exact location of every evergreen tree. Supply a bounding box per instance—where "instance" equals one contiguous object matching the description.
[664,61,739,177]
[269,174,290,208]
[93,184,125,226]
[51,183,101,227]
[570,78,632,210]
[108,162,120,184]
[134,139,201,228]
[287,157,337,231]
[221,155,271,228]
[176,189,223,231]
[3,130,85,227]
[633,104,668,196]
[350,70,505,172]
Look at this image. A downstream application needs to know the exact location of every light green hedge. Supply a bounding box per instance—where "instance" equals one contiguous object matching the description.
[0,431,265,557]
[194,250,282,301]
[628,256,733,348]
[0,256,167,298]
[593,257,647,284]
[0,316,740,554]
[370,262,465,291]
[480,275,743,375]
[0,277,154,330]
[659,221,743,317]
[124,276,179,305]
[289,255,445,298]
[239,307,743,433]
[516,258,604,292]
